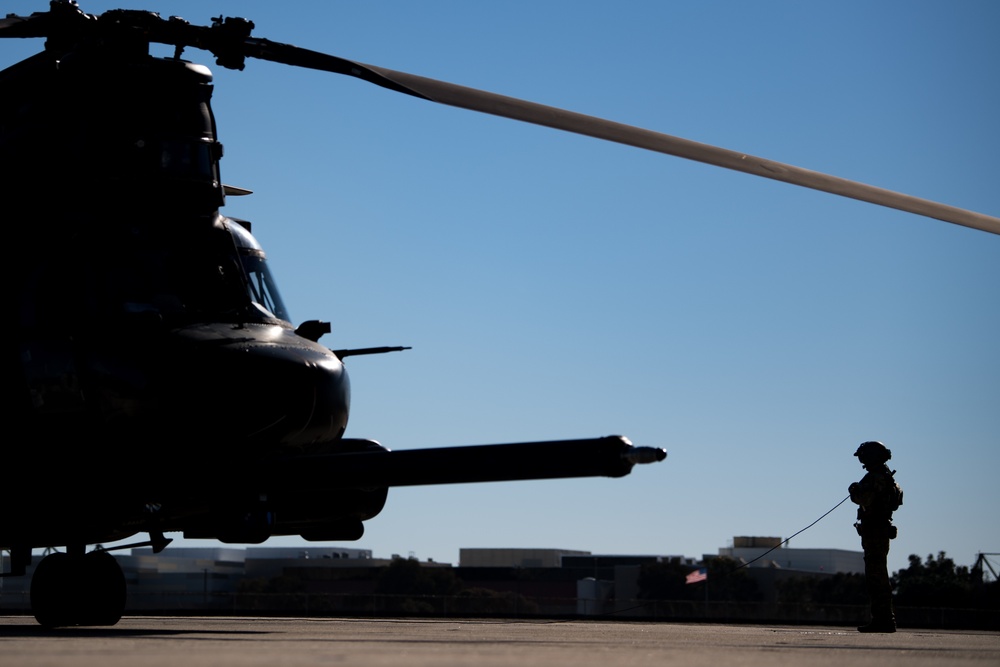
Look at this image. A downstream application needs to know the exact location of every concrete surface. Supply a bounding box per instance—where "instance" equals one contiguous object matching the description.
[0,616,996,666]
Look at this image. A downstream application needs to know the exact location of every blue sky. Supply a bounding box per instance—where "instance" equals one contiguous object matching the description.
[5,1,997,575]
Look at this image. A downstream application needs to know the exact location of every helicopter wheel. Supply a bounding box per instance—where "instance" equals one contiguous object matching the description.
[30,551,126,627]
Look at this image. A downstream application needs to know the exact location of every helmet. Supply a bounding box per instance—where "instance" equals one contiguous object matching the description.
[854,441,891,464]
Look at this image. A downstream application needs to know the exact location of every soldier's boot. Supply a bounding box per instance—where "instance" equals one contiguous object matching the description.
[857,620,896,633]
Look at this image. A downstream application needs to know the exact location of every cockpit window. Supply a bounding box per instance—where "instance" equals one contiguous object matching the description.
[159,139,217,183]
[241,252,289,321]
[226,218,290,322]
[49,219,251,325]
[22,214,295,330]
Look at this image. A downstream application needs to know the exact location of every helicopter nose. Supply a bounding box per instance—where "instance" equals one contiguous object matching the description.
[164,338,347,448]
[158,324,351,451]
[239,343,351,447]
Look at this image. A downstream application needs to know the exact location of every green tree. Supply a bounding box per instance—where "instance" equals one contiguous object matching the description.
[893,552,974,608]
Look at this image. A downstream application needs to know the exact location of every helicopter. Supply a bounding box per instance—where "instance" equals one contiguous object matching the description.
[1,2,997,627]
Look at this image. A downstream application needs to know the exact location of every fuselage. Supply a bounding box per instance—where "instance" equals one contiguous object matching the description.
[8,212,352,548]
[0,28,664,559]
[3,49,352,549]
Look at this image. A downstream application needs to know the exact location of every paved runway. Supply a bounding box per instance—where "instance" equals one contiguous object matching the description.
[0,616,996,666]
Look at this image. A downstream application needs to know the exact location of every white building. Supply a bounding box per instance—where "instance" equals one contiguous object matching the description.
[715,536,864,574]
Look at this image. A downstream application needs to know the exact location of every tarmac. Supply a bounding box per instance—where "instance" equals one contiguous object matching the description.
[0,616,997,667]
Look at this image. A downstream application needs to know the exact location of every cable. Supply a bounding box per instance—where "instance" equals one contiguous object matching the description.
[578,493,853,619]
[728,494,852,573]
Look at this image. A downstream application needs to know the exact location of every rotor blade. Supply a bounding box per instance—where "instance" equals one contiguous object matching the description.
[0,3,94,41]
[241,38,432,100]
[244,38,999,236]
[5,8,995,235]
[0,15,41,37]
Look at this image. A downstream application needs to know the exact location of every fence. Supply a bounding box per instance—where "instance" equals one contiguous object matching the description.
[4,589,995,629]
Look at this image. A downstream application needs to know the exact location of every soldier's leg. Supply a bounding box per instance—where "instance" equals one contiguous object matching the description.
[860,532,895,632]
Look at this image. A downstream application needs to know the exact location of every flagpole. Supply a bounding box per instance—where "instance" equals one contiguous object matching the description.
[704,570,709,613]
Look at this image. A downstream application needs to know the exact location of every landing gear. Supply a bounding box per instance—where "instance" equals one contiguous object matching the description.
[30,550,126,627]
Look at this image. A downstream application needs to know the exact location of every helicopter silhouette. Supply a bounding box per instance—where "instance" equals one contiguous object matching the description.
[1,2,997,627]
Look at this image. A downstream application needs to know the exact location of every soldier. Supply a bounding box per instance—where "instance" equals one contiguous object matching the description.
[849,441,903,633]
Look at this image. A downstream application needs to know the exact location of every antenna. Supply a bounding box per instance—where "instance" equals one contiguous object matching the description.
[972,553,999,584]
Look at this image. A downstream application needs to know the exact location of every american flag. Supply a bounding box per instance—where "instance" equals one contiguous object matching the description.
[685,568,708,584]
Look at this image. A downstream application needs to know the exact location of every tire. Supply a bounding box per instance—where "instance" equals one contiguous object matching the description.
[30,551,126,627]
